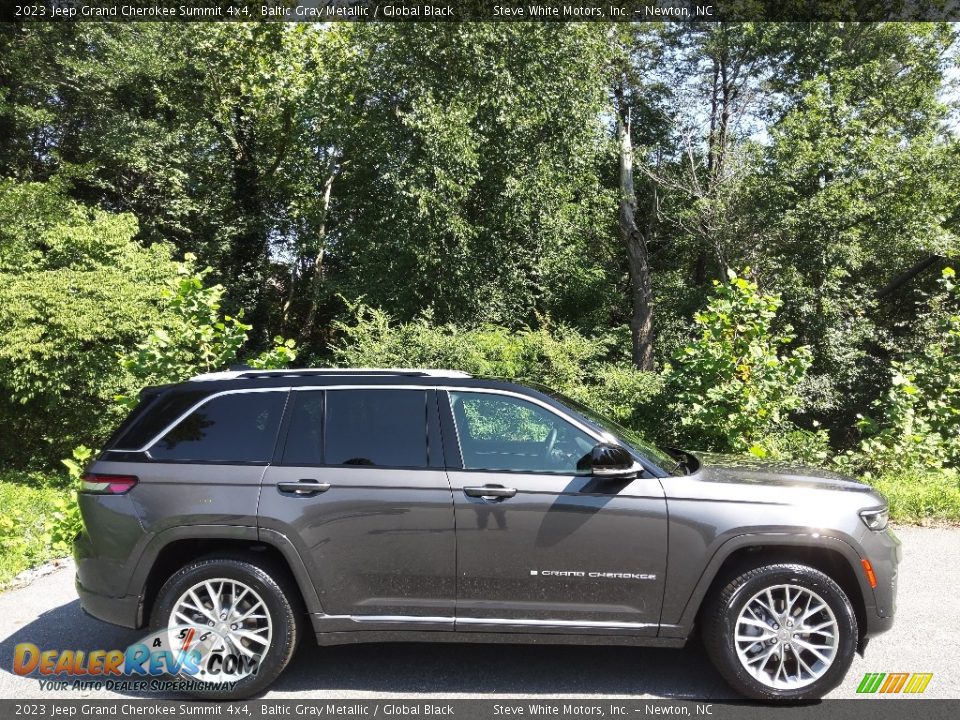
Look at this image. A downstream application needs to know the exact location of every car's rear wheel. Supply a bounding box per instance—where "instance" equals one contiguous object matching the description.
[150,556,301,699]
[703,563,857,700]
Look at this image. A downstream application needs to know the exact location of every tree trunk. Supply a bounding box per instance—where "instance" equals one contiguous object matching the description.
[616,101,655,371]
[876,254,943,299]
[693,57,722,287]
[695,46,733,287]
[300,162,337,338]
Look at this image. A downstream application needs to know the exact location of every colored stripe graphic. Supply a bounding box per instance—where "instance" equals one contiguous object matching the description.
[857,672,933,694]
[904,673,934,694]
[857,673,887,693]
[880,673,909,693]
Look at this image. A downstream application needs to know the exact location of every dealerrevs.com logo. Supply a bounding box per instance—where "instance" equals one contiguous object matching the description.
[12,625,260,693]
[856,672,934,694]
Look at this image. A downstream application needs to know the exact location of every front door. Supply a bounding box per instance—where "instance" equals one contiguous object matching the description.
[443,390,668,636]
[259,387,456,633]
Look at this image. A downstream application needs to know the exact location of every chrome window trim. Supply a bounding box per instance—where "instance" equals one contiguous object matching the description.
[114,387,292,453]
[115,383,608,455]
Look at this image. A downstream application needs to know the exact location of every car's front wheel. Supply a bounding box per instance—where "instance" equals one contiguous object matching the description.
[150,556,301,699]
[703,563,858,701]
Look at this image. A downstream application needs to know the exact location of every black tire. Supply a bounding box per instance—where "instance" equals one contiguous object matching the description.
[150,555,301,700]
[702,563,858,701]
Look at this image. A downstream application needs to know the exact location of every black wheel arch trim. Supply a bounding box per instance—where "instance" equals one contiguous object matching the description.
[661,531,875,639]
[124,524,324,627]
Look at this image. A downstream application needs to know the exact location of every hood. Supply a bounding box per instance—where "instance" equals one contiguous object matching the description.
[693,451,870,493]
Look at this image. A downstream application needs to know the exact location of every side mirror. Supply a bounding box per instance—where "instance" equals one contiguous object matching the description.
[578,443,641,478]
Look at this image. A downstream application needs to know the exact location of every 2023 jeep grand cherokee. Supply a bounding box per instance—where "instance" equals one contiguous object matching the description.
[74,368,900,700]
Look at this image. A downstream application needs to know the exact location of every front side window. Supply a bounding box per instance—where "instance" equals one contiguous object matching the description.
[324,389,428,468]
[449,392,596,473]
[149,391,287,463]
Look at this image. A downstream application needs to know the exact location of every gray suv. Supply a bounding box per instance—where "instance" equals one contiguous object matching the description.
[74,368,900,701]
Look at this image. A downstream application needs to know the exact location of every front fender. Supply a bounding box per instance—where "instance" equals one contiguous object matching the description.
[658,531,873,638]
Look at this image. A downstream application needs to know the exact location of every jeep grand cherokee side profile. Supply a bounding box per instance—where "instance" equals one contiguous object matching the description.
[74,368,900,700]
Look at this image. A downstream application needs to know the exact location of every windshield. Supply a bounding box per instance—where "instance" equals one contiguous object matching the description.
[532,384,683,475]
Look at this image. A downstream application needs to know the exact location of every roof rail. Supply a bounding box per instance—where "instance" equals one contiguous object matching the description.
[189,368,472,382]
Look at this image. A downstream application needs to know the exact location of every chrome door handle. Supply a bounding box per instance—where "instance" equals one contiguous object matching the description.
[277,480,331,497]
[464,485,517,500]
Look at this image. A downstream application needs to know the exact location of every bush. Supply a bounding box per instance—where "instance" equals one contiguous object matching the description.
[332,304,594,390]
[0,182,297,469]
[49,445,92,555]
[665,269,813,456]
[0,473,67,587]
[751,427,833,467]
[563,364,665,439]
[118,256,297,407]
[331,303,665,436]
[844,267,960,475]
[0,180,180,469]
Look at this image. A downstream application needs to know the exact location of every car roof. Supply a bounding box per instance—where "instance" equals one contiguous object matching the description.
[171,367,535,394]
[190,367,472,382]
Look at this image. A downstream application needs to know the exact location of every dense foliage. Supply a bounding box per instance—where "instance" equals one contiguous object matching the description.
[119,256,297,408]
[665,271,812,456]
[332,303,663,432]
[0,180,179,467]
[846,268,960,477]
[0,22,959,523]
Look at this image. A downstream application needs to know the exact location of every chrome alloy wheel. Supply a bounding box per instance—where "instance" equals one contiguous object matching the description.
[168,578,273,684]
[734,584,839,690]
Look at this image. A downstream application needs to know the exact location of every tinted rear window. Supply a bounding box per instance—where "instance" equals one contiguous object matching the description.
[149,391,287,463]
[114,390,210,450]
[324,389,427,468]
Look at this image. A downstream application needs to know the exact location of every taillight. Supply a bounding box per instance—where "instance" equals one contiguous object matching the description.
[81,474,138,495]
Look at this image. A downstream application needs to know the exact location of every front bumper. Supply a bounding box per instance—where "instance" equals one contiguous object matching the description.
[860,526,901,637]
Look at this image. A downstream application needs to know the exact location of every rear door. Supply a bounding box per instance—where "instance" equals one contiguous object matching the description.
[258,387,457,633]
[443,389,668,636]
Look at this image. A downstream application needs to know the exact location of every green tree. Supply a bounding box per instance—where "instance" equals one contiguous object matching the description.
[0,180,179,468]
[849,267,960,475]
[0,23,328,344]
[326,24,616,329]
[738,23,960,431]
[666,270,812,455]
[118,256,297,408]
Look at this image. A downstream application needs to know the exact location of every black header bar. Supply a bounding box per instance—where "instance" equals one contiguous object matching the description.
[5,0,960,23]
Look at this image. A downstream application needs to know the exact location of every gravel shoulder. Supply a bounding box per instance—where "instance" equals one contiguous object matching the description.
[0,525,956,700]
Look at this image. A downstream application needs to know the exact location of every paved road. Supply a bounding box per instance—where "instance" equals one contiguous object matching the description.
[0,526,957,700]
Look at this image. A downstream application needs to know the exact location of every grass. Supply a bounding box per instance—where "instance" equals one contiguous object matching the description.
[868,470,960,525]
[0,472,70,589]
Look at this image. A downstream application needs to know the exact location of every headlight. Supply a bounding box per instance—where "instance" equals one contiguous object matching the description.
[860,507,889,531]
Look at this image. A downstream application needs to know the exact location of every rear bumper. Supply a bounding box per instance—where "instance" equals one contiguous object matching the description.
[75,574,141,629]
[74,526,142,628]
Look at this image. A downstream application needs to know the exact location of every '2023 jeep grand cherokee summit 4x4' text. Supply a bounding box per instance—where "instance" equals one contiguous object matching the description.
[74,368,900,700]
